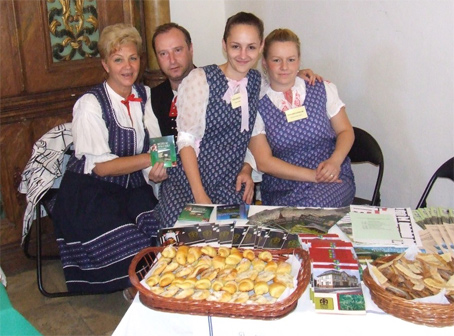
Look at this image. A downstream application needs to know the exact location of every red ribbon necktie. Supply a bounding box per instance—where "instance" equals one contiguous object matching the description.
[121,94,142,126]
[169,95,178,117]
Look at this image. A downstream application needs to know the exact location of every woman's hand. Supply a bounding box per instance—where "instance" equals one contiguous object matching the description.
[194,193,212,205]
[315,159,342,183]
[236,163,254,204]
[298,69,323,86]
[148,162,168,183]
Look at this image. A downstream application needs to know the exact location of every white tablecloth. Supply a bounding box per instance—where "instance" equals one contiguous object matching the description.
[112,283,453,336]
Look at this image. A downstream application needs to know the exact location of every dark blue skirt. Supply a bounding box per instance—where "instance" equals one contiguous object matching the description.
[53,171,159,293]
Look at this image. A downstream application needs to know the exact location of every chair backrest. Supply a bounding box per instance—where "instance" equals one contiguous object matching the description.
[19,123,73,243]
[416,157,454,209]
[348,127,384,206]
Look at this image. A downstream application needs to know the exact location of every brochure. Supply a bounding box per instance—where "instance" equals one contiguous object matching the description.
[150,135,177,168]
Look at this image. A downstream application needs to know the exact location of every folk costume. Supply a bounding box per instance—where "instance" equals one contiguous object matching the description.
[154,65,261,227]
[53,82,161,293]
[254,77,355,207]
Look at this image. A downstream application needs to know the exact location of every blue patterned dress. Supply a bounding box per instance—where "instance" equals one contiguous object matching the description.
[154,65,261,227]
[53,83,159,293]
[259,81,355,207]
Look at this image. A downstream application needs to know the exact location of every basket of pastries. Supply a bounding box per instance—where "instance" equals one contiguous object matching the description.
[363,251,454,327]
[129,245,311,319]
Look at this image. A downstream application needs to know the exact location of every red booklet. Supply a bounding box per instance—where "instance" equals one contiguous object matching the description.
[308,239,353,249]
[309,247,358,266]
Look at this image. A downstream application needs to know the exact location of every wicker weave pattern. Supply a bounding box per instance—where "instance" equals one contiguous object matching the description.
[129,247,310,319]
[363,255,454,327]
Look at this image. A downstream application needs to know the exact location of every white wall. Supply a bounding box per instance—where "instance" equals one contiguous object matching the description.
[171,0,454,209]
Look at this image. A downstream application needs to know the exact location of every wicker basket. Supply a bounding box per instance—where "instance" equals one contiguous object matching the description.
[129,246,310,319]
[363,254,454,327]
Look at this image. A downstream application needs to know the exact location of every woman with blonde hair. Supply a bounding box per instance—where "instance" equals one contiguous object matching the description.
[249,28,355,207]
[53,23,165,293]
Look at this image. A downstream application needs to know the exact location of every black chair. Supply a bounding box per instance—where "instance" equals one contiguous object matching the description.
[348,127,384,206]
[416,157,454,209]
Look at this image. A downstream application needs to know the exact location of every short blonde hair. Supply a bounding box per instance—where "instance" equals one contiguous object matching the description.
[263,28,300,59]
[98,23,142,61]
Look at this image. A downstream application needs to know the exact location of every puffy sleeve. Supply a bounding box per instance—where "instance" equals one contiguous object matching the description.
[324,81,345,118]
[144,86,162,139]
[72,93,119,174]
[175,68,209,155]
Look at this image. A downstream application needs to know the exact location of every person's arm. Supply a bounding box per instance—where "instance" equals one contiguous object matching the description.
[315,107,354,182]
[236,162,254,204]
[180,146,212,204]
[248,134,317,182]
[176,69,211,203]
[93,154,151,177]
[298,69,323,85]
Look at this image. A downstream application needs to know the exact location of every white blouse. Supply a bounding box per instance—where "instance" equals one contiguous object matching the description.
[252,77,345,136]
[72,82,161,175]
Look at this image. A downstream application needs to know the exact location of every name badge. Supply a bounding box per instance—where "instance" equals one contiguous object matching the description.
[285,106,308,123]
[231,93,241,109]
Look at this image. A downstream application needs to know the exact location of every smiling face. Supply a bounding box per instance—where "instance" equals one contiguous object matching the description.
[222,24,263,80]
[102,42,140,97]
[263,40,300,92]
[154,28,194,90]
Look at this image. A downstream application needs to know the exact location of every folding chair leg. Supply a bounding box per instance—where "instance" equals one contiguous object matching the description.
[36,205,99,297]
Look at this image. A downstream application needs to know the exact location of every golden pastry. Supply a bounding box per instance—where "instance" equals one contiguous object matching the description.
[163,261,179,273]
[161,245,177,258]
[225,252,242,266]
[231,247,240,255]
[211,280,225,291]
[256,270,275,283]
[235,269,258,282]
[175,265,194,278]
[200,267,219,281]
[251,258,266,272]
[218,268,238,282]
[276,261,292,275]
[145,274,160,287]
[181,277,197,289]
[201,245,217,258]
[195,278,212,290]
[274,273,294,288]
[248,294,270,305]
[188,263,210,278]
[236,258,251,273]
[222,280,238,295]
[253,281,269,295]
[243,249,255,261]
[174,288,194,299]
[264,260,278,273]
[149,287,165,295]
[197,255,213,267]
[159,272,175,287]
[258,251,273,262]
[175,245,189,265]
[171,277,185,286]
[187,246,202,264]
[269,282,286,298]
[218,247,231,257]
[152,260,169,276]
[218,291,232,303]
[232,292,249,303]
[191,290,210,300]
[212,256,226,270]
[160,285,179,298]
[238,278,254,292]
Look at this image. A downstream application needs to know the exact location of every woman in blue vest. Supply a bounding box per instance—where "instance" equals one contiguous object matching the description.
[53,24,166,293]
[153,12,265,227]
[249,28,356,207]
